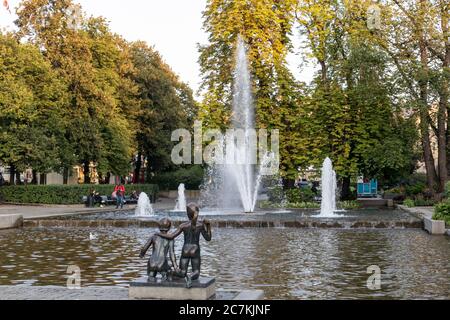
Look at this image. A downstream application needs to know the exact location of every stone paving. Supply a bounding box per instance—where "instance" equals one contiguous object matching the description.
[0,286,240,300]
[397,205,434,219]
[0,285,129,300]
[398,205,450,236]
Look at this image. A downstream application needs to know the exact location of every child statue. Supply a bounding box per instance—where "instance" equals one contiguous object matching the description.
[139,218,179,281]
[157,203,212,288]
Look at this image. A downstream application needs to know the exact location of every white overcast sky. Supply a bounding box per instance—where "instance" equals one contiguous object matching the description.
[0,0,316,96]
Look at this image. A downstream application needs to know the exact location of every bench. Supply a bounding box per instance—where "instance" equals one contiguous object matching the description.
[82,195,138,207]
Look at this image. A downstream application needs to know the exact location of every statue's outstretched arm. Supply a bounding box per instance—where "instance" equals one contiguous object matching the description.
[140,236,154,258]
[158,226,184,240]
[201,220,212,241]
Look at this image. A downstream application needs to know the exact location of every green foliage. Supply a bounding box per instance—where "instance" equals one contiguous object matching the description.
[150,166,204,191]
[130,42,197,177]
[0,184,158,205]
[384,187,404,194]
[285,188,315,203]
[444,182,450,199]
[7,0,198,182]
[0,32,67,173]
[260,200,361,210]
[405,183,426,197]
[267,185,285,203]
[403,199,415,208]
[433,202,450,226]
[286,202,320,209]
[259,201,320,209]
[198,0,303,179]
[339,201,362,210]
[413,198,436,207]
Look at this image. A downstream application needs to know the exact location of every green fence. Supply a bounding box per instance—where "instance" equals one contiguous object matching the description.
[0,184,159,205]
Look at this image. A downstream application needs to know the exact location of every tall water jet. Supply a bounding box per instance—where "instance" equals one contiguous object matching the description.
[174,183,186,212]
[135,192,154,217]
[200,36,263,213]
[319,157,338,217]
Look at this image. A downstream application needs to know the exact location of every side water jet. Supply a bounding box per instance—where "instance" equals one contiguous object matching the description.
[318,157,339,217]
[135,192,154,217]
[174,183,187,212]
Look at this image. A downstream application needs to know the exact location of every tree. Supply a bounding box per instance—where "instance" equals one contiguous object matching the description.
[129,42,197,182]
[15,0,138,182]
[295,0,419,198]
[199,0,303,182]
[0,32,67,183]
[366,0,449,193]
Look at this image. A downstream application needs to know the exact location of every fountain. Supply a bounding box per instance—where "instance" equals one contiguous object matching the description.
[200,36,267,213]
[318,157,339,217]
[135,192,154,217]
[174,183,187,212]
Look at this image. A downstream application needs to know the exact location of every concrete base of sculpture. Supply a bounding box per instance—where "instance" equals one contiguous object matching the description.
[0,214,23,230]
[424,217,446,235]
[129,277,216,300]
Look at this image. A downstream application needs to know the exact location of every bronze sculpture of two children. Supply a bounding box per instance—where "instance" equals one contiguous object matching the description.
[139,203,212,288]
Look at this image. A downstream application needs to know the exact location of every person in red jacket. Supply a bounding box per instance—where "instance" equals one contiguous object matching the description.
[114,183,126,209]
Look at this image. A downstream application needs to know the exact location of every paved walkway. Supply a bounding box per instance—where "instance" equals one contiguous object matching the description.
[0,198,176,220]
[0,285,129,300]
[0,286,241,300]
[397,205,434,219]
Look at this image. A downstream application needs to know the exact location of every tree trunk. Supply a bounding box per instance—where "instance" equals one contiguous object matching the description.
[340,176,352,201]
[105,172,111,185]
[441,2,450,189]
[437,97,447,192]
[134,152,142,184]
[83,161,90,184]
[9,164,15,185]
[63,167,69,185]
[145,155,152,183]
[39,173,46,185]
[418,5,438,192]
[31,171,38,185]
[15,170,21,185]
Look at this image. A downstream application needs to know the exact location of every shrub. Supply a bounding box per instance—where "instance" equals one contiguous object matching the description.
[413,198,436,207]
[384,187,403,194]
[287,202,320,209]
[286,187,315,203]
[444,181,450,199]
[259,200,320,209]
[339,200,361,210]
[405,183,426,197]
[267,185,285,203]
[433,201,450,225]
[150,166,204,190]
[0,184,159,205]
[403,199,415,208]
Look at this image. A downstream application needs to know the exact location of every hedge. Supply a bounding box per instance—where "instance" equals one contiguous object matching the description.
[0,184,159,205]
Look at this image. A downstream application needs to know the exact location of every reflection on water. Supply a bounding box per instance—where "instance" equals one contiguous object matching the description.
[0,228,449,299]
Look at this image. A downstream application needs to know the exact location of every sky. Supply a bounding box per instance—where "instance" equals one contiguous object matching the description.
[0,0,316,96]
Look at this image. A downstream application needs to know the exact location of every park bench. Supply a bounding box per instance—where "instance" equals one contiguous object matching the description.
[82,195,138,207]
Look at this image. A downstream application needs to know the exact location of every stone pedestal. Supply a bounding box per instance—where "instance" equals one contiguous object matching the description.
[424,217,446,235]
[129,277,216,300]
[0,214,23,230]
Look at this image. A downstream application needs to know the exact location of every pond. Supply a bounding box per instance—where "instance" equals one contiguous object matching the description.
[0,227,449,299]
